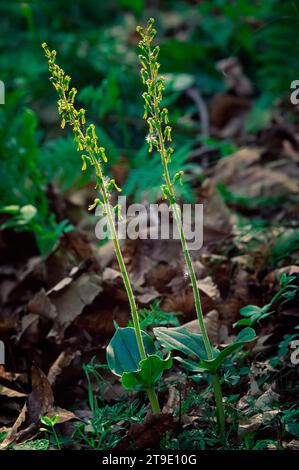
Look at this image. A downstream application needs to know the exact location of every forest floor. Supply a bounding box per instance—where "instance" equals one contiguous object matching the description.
[1,80,299,451]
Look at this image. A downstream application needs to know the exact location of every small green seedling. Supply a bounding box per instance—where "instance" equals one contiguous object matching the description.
[127,301,180,330]
[40,415,61,450]
[234,273,299,327]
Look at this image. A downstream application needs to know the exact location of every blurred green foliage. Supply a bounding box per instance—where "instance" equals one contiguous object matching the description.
[1,0,299,253]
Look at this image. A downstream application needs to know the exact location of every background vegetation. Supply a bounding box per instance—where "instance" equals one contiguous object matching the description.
[0,0,299,451]
[1,0,299,252]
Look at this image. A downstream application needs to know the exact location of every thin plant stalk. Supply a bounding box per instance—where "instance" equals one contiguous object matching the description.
[42,43,160,414]
[137,19,225,436]
[51,423,62,450]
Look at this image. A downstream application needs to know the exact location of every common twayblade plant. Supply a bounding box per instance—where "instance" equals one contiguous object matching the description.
[136,19,256,439]
[42,43,172,414]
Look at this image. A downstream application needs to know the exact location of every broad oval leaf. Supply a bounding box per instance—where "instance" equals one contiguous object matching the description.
[236,327,257,343]
[199,327,257,373]
[121,354,172,390]
[106,327,156,376]
[234,318,253,327]
[239,305,263,317]
[153,325,208,359]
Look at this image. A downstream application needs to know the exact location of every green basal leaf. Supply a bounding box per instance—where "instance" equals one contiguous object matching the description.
[121,354,172,390]
[153,325,208,359]
[106,327,156,376]
[155,326,256,375]
[107,327,171,391]
[199,327,257,374]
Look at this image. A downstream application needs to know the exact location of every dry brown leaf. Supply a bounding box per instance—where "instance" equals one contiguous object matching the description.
[196,276,220,301]
[135,288,160,304]
[0,403,27,449]
[255,387,280,411]
[217,57,253,97]
[47,350,81,387]
[118,413,176,450]
[213,147,299,198]
[0,366,76,449]
[233,166,299,198]
[249,375,262,397]
[27,289,57,320]
[253,333,273,354]
[27,366,54,424]
[210,94,250,136]
[221,268,253,324]
[162,386,180,415]
[0,366,25,383]
[145,264,178,293]
[47,276,73,293]
[59,230,94,262]
[200,183,232,246]
[97,240,116,268]
[263,265,299,286]
[182,310,220,344]
[48,272,103,339]
[282,139,299,162]
[163,291,195,316]
[0,385,26,398]
[286,440,299,450]
[17,313,40,343]
[213,147,260,184]
[103,267,122,283]
[238,410,280,438]
[48,406,77,423]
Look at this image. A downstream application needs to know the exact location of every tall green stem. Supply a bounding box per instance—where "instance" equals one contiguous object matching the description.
[104,193,146,360]
[212,374,225,438]
[147,386,161,413]
[92,156,161,414]
[162,160,213,357]
[137,19,225,435]
[42,43,160,414]
[68,125,149,365]
[159,133,225,438]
